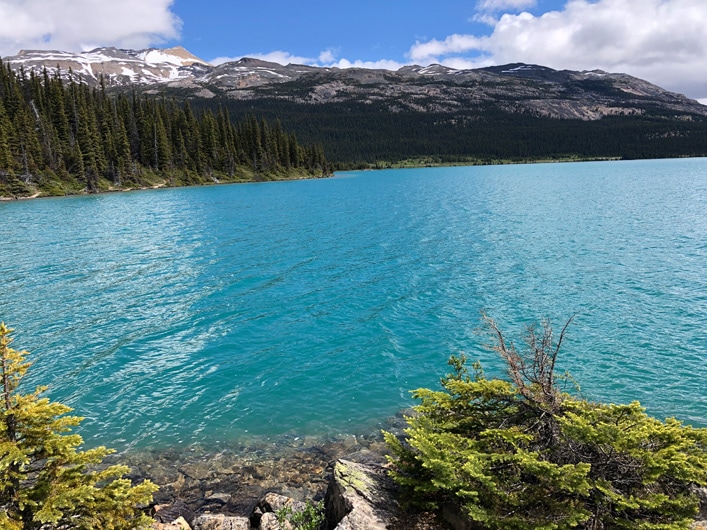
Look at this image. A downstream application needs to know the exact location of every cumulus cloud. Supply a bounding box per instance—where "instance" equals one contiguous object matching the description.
[0,0,181,56]
[211,50,315,66]
[409,0,707,99]
[211,49,405,71]
[329,58,405,70]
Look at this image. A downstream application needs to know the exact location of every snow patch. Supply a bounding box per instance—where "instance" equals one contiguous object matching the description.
[141,49,188,66]
[502,65,537,73]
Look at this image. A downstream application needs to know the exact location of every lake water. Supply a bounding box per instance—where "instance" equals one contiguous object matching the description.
[1,159,705,452]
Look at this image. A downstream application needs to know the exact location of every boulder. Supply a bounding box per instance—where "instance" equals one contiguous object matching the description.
[153,502,195,525]
[192,513,251,530]
[152,516,192,530]
[258,492,306,514]
[259,511,281,530]
[690,486,707,530]
[324,459,399,530]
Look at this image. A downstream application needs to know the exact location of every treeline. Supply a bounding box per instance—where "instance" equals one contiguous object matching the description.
[204,96,707,166]
[0,63,329,197]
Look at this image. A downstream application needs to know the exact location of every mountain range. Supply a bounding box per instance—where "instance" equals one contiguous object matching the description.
[5,46,706,121]
[4,46,707,165]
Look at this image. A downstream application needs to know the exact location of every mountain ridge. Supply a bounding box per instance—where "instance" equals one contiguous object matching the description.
[4,46,705,121]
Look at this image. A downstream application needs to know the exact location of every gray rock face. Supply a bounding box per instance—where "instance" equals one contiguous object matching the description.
[325,459,399,530]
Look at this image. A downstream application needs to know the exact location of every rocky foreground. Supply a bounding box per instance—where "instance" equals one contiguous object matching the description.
[151,459,447,530]
[127,428,449,530]
[119,428,706,530]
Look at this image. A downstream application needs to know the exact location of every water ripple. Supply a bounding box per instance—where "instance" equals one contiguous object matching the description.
[1,158,705,450]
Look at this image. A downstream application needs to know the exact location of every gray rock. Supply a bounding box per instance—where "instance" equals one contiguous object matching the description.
[259,512,281,530]
[192,513,250,530]
[324,459,399,530]
[152,516,192,529]
[259,492,306,514]
[153,503,196,526]
[690,486,707,529]
[696,486,707,516]
[205,492,232,504]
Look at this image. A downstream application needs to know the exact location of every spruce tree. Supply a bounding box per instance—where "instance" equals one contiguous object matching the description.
[0,100,16,181]
[0,323,157,529]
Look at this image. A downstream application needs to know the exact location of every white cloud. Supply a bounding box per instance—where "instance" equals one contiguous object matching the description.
[0,0,181,57]
[409,0,707,100]
[211,50,316,66]
[410,34,484,62]
[211,49,405,71]
[330,58,405,70]
[318,49,336,63]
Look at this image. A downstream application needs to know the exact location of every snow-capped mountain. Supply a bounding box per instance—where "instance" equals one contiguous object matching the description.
[4,46,209,85]
[3,47,706,120]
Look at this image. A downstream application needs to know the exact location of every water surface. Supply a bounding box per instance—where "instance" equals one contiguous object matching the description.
[1,158,705,451]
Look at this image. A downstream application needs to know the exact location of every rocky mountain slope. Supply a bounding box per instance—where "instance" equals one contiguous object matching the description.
[5,46,208,85]
[4,46,706,121]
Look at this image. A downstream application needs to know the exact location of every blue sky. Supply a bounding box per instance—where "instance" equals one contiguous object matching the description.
[1,0,706,101]
[172,0,567,66]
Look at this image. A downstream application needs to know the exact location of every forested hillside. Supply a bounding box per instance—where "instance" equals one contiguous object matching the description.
[0,63,329,198]
[211,96,707,166]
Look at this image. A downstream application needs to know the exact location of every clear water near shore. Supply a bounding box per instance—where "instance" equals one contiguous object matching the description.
[1,158,705,454]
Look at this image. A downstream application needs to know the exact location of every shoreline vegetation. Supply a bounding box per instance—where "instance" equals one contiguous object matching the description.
[0,166,331,201]
[9,153,705,201]
[0,60,330,201]
[0,155,614,201]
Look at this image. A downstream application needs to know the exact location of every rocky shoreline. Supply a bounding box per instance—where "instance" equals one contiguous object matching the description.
[119,425,449,530]
[127,432,385,518]
[111,422,706,530]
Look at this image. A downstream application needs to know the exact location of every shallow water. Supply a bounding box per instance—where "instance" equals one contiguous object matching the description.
[1,158,705,452]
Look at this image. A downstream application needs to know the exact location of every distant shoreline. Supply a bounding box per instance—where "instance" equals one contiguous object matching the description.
[5,154,707,201]
[0,171,332,202]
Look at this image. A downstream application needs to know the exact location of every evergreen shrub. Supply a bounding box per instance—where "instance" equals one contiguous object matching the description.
[0,323,158,529]
[384,316,707,529]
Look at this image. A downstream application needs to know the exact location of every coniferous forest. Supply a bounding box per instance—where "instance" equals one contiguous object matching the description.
[0,62,330,198]
[216,96,707,167]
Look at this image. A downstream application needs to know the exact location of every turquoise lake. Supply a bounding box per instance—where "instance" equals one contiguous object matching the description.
[1,159,705,452]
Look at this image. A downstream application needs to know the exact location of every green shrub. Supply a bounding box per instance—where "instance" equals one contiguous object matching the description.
[275,499,325,530]
[0,323,158,529]
[384,316,707,529]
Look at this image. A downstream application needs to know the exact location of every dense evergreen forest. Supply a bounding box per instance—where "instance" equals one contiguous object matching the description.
[192,95,707,166]
[0,63,330,198]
